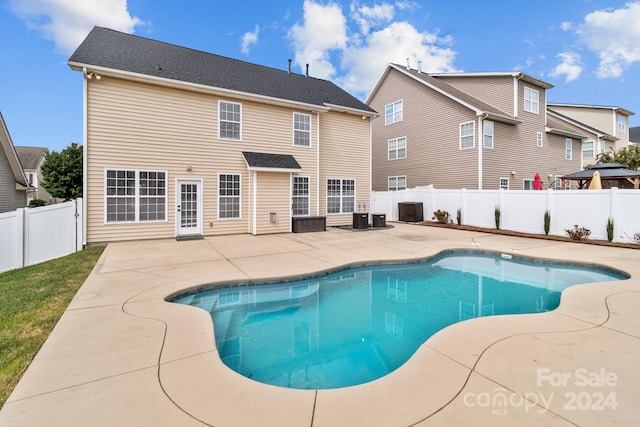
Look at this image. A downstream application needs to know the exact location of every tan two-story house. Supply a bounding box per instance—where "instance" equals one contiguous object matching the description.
[367,64,584,191]
[68,27,376,244]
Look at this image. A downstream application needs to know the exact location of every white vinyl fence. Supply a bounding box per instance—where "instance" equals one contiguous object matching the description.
[0,199,83,273]
[371,188,640,243]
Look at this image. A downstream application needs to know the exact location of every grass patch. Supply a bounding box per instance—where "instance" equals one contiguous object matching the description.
[0,246,104,408]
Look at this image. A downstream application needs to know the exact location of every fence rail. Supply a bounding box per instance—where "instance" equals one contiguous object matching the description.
[0,199,83,273]
[371,188,640,243]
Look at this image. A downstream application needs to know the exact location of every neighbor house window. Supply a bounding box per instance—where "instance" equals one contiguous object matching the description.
[483,121,494,149]
[460,121,475,149]
[582,140,594,161]
[524,87,539,114]
[385,100,403,125]
[105,169,166,223]
[219,101,242,140]
[327,178,355,213]
[499,177,509,190]
[565,138,572,160]
[388,176,406,191]
[218,173,241,218]
[523,179,534,190]
[388,137,406,160]
[293,112,311,147]
[292,176,309,216]
[617,115,626,133]
[554,175,562,190]
[598,140,605,154]
[537,132,543,147]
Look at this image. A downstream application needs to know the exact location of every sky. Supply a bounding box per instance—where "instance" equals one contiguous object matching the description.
[1,0,639,153]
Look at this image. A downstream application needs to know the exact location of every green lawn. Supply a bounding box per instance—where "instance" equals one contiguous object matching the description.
[0,246,104,408]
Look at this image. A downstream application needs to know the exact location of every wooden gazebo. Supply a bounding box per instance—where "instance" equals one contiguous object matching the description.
[561,163,640,189]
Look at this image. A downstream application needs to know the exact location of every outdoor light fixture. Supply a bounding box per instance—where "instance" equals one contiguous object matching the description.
[86,72,102,80]
[186,166,192,171]
[511,171,516,175]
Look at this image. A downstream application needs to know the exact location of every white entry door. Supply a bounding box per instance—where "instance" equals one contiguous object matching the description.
[176,179,202,236]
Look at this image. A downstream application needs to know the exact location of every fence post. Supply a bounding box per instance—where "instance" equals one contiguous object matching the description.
[75,198,84,251]
[461,188,466,225]
[16,208,25,269]
[609,188,618,242]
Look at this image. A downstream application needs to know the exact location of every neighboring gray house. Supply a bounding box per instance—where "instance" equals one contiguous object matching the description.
[367,64,585,191]
[630,126,640,145]
[15,146,55,204]
[0,112,30,213]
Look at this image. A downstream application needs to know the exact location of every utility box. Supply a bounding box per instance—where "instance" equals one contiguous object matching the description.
[372,213,386,228]
[398,202,424,222]
[352,212,369,229]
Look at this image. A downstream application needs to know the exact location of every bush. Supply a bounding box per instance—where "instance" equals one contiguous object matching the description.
[606,218,614,242]
[543,210,550,236]
[432,209,452,224]
[565,225,591,241]
[28,199,46,208]
[494,207,501,230]
[456,208,462,226]
[633,233,640,244]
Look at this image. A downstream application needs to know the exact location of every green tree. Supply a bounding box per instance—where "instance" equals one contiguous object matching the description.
[40,143,83,200]
[597,146,640,171]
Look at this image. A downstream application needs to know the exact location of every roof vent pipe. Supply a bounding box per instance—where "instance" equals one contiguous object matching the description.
[406,58,410,69]
[306,63,309,77]
[418,60,422,73]
[288,59,292,73]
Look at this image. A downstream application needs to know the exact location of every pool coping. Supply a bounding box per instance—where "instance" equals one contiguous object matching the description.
[2,223,639,426]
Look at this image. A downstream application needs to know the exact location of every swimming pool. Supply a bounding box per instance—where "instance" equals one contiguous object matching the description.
[170,251,627,390]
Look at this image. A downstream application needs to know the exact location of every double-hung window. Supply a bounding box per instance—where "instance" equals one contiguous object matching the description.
[499,177,509,190]
[523,179,534,190]
[388,176,406,191]
[524,87,539,114]
[617,115,626,133]
[537,132,543,147]
[219,101,242,140]
[385,100,403,125]
[105,169,166,223]
[582,140,594,161]
[327,178,355,214]
[293,113,311,147]
[483,121,494,149]
[565,138,573,160]
[388,137,406,160]
[292,176,309,216]
[460,121,475,149]
[218,174,241,218]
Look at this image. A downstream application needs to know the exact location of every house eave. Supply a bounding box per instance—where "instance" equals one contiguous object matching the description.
[545,127,587,140]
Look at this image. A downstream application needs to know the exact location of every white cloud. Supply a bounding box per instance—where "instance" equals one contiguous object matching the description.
[241,25,260,55]
[550,52,583,82]
[288,0,457,96]
[577,1,640,78]
[560,21,572,31]
[9,0,143,54]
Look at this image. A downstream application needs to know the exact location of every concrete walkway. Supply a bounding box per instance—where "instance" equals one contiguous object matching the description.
[2,223,639,426]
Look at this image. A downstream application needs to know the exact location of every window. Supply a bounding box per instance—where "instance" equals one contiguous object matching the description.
[582,141,594,161]
[499,177,509,190]
[385,100,403,125]
[460,121,475,149]
[565,138,572,160]
[523,179,534,190]
[293,113,311,147]
[617,115,626,133]
[327,178,355,214]
[483,121,494,149]
[388,137,406,160]
[524,87,539,114]
[537,132,543,147]
[388,176,406,191]
[218,174,241,218]
[598,139,605,154]
[292,176,309,216]
[387,279,407,303]
[554,175,562,190]
[105,169,166,223]
[219,101,241,140]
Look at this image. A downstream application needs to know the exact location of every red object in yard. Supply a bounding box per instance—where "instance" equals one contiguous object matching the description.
[534,173,543,190]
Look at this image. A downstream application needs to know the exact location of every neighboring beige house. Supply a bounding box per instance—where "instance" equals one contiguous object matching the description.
[68,27,376,244]
[367,64,584,191]
[0,112,30,213]
[547,103,635,163]
[15,146,56,204]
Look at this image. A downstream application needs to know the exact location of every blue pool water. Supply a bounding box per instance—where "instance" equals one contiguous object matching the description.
[171,251,627,390]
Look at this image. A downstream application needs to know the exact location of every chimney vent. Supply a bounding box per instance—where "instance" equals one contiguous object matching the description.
[288,59,292,74]
[418,61,422,73]
[406,58,410,69]
[305,63,309,77]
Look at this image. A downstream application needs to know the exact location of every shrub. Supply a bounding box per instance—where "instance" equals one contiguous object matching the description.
[494,207,501,230]
[28,198,46,208]
[432,209,452,224]
[565,225,591,241]
[543,210,551,236]
[633,233,640,244]
[456,208,462,226]
[606,218,614,242]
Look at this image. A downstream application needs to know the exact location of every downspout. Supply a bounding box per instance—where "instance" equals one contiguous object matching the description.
[316,112,320,216]
[513,74,524,118]
[82,67,88,247]
[252,170,257,235]
[477,115,484,190]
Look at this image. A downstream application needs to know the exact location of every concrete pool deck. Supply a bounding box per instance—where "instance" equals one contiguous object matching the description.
[2,223,640,426]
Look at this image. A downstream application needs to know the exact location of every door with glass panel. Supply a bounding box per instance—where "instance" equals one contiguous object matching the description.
[176,179,202,236]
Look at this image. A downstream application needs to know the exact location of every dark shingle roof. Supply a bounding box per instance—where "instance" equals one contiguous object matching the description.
[562,163,640,179]
[630,126,640,143]
[68,27,375,114]
[242,152,301,171]
[15,146,47,170]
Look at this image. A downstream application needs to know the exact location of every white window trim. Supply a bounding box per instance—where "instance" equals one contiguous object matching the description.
[499,177,509,190]
[565,138,573,160]
[523,179,534,190]
[385,100,403,125]
[524,86,539,114]
[582,140,595,161]
[292,175,310,217]
[104,168,168,224]
[388,175,407,191]
[388,136,407,160]
[483,121,494,149]
[326,178,356,214]
[218,100,242,141]
[617,115,626,133]
[536,131,543,147]
[293,112,312,147]
[217,172,242,220]
[460,121,475,150]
